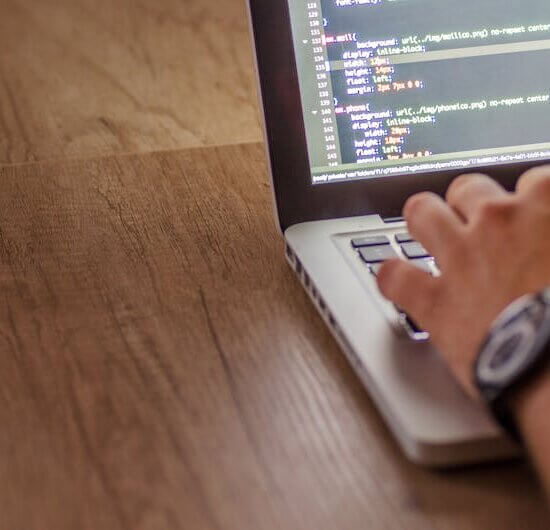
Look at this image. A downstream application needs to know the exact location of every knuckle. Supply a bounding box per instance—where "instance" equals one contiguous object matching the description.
[530,174,550,197]
[517,166,550,200]
[403,192,436,222]
[518,164,550,186]
[476,199,515,224]
[446,174,476,202]
[446,173,489,206]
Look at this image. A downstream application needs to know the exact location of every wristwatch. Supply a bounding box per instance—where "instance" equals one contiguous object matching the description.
[474,288,550,442]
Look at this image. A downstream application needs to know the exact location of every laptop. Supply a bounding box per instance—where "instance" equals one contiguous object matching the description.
[246,0,550,466]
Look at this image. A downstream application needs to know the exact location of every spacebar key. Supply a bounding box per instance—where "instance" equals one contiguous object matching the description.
[358,246,398,264]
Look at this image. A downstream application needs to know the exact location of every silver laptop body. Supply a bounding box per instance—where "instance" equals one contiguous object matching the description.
[247,0,550,466]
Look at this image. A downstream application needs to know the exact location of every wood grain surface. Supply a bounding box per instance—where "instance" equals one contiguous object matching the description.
[0,0,261,165]
[0,142,548,529]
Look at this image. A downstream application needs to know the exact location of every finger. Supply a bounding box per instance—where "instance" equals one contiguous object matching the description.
[377,259,439,325]
[516,165,550,198]
[403,192,463,263]
[446,173,508,221]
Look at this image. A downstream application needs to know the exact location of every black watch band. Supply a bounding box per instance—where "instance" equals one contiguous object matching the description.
[474,289,550,443]
[490,341,550,443]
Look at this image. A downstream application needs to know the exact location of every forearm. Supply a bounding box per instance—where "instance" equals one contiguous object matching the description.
[513,370,550,498]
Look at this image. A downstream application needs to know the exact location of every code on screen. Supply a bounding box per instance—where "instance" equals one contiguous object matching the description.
[288,0,550,183]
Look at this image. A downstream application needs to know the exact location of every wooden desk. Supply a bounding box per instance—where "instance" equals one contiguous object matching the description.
[0,0,261,165]
[0,144,548,529]
[0,0,549,527]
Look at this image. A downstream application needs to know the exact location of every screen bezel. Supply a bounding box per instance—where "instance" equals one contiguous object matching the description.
[248,0,550,231]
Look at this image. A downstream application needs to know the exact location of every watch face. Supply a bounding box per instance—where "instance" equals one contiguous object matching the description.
[489,332,526,370]
[477,296,550,388]
[477,319,538,387]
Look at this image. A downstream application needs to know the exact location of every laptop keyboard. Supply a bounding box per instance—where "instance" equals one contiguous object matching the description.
[351,231,438,340]
[358,245,398,264]
[400,241,431,260]
[351,235,390,248]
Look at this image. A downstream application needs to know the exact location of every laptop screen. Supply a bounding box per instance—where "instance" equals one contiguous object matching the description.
[287,0,550,184]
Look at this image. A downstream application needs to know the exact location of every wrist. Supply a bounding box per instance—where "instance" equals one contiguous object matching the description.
[511,368,550,440]
[474,289,550,442]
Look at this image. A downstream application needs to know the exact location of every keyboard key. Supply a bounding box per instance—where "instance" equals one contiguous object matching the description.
[359,245,398,264]
[410,259,433,275]
[401,241,431,259]
[369,263,383,276]
[351,235,390,248]
[395,232,414,244]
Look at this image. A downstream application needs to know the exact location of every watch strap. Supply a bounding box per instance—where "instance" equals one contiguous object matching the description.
[491,344,550,443]
[476,289,550,443]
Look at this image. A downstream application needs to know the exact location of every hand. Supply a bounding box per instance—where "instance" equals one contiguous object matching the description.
[377,166,550,397]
